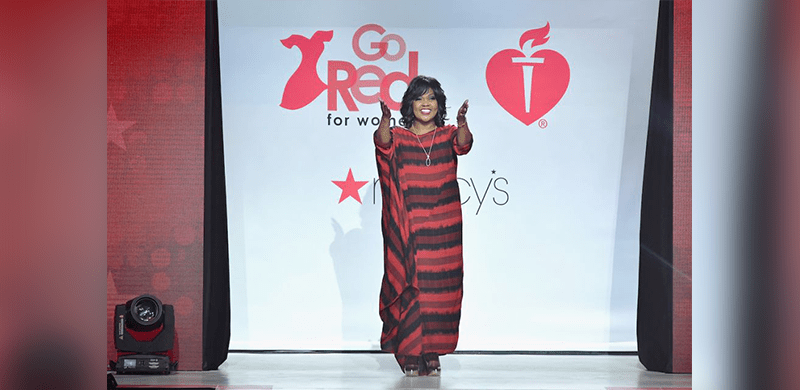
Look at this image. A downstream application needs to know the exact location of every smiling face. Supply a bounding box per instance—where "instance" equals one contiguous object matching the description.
[412,88,439,127]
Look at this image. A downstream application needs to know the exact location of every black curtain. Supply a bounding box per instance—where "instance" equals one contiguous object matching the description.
[636,0,673,373]
[202,0,231,370]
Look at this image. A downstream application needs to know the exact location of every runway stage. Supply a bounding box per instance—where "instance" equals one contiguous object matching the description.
[110,352,691,389]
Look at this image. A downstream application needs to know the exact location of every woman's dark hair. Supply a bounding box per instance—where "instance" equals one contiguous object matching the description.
[399,75,447,128]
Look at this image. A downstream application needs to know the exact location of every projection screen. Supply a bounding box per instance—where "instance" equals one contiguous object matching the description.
[219,0,659,351]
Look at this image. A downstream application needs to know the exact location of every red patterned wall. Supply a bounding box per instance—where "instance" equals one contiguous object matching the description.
[107,0,206,370]
[673,0,692,374]
[776,0,800,387]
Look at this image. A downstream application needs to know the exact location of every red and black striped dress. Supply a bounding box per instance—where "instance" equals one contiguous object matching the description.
[374,125,472,365]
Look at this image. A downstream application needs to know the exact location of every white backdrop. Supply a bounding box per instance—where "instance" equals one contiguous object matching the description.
[219,0,658,351]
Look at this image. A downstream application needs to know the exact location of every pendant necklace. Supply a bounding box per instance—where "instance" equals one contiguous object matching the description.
[414,127,437,166]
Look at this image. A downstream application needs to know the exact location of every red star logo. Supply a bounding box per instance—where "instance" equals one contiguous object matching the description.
[332,168,368,204]
[107,103,136,150]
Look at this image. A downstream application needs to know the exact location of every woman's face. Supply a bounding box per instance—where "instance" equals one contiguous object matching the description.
[412,88,438,125]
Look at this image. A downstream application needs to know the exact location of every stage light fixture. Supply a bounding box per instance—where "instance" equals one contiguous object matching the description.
[113,294,178,374]
[128,294,162,328]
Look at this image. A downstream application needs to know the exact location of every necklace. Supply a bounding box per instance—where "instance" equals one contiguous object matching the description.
[413,127,437,166]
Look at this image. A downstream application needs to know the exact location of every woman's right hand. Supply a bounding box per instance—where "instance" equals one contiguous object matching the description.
[379,100,391,122]
[376,100,392,145]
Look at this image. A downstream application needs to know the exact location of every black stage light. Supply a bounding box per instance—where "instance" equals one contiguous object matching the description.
[113,294,178,374]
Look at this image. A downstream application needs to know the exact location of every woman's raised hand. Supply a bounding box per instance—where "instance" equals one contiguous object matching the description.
[376,100,392,144]
[455,100,471,146]
[457,99,469,125]
[380,100,392,122]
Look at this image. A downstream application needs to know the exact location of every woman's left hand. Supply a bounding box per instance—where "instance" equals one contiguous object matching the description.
[457,99,469,125]
[454,99,472,146]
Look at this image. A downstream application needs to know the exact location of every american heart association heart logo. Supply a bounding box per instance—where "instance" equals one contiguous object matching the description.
[486,23,570,126]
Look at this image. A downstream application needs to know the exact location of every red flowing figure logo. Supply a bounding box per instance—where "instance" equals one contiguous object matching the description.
[280,30,333,110]
[486,23,570,126]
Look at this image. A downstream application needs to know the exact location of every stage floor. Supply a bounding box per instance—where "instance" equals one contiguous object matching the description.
[110,352,691,389]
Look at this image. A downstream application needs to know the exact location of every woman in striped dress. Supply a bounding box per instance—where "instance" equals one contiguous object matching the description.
[374,75,473,376]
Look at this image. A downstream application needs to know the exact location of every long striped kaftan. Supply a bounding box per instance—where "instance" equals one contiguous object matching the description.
[374,125,472,364]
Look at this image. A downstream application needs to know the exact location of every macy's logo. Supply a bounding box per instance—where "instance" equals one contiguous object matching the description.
[280,24,418,112]
[486,23,570,126]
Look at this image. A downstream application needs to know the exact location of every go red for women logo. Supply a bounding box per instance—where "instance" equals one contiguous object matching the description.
[280,24,418,112]
[486,23,570,126]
